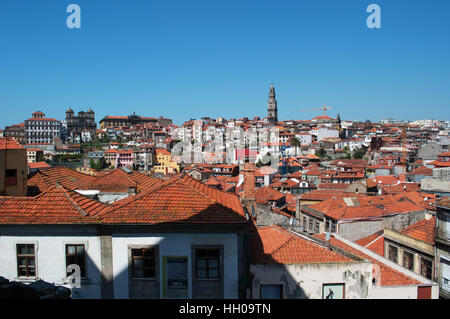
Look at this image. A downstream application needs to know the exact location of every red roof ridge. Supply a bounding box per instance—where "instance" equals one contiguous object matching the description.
[32,183,111,217]
[179,174,245,216]
[267,231,297,256]
[99,175,177,215]
[58,184,90,217]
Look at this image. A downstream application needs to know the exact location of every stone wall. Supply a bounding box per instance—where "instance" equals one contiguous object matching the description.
[256,203,291,227]
[338,210,428,241]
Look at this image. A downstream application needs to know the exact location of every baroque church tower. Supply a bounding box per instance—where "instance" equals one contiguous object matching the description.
[267,83,278,124]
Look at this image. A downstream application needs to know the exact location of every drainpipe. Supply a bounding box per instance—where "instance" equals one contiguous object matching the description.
[3,142,7,194]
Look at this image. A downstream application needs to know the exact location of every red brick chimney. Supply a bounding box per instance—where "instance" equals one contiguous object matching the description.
[242,162,256,200]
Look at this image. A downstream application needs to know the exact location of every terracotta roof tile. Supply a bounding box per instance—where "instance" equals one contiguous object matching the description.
[355,230,385,256]
[400,217,436,245]
[27,166,96,193]
[254,186,285,203]
[28,161,51,170]
[314,234,420,286]
[0,137,24,150]
[78,168,162,193]
[304,194,424,221]
[251,226,352,264]
[0,184,110,224]
[96,174,247,224]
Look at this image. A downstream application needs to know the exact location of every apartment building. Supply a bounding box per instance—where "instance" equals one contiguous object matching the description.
[24,111,61,144]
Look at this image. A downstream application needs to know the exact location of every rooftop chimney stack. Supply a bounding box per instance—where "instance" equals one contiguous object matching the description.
[242,162,256,200]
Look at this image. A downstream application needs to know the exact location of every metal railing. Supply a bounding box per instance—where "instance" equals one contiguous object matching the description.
[442,282,450,294]
[436,228,450,242]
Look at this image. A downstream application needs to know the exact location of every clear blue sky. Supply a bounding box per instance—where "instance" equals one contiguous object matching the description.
[0,0,449,128]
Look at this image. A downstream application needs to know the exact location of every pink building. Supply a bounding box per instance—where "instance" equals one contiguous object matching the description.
[116,150,134,169]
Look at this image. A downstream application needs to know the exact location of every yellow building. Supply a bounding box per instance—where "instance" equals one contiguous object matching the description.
[0,138,28,196]
[104,149,118,168]
[153,149,179,175]
[76,166,98,176]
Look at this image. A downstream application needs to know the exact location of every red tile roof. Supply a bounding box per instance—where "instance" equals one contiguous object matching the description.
[78,168,162,193]
[96,174,247,224]
[380,183,421,194]
[428,160,450,168]
[269,179,300,189]
[408,166,433,176]
[305,194,424,221]
[3,174,247,226]
[28,161,51,170]
[371,175,404,186]
[0,184,110,224]
[288,170,304,178]
[254,186,285,203]
[318,183,349,190]
[435,197,450,209]
[399,217,436,245]
[156,149,171,155]
[304,168,322,176]
[438,151,450,157]
[355,230,385,256]
[0,137,24,150]
[27,166,97,193]
[299,189,348,201]
[251,226,352,264]
[314,234,420,286]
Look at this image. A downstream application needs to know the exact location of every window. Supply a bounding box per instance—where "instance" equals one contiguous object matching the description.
[5,169,18,186]
[330,222,336,233]
[309,219,313,232]
[195,249,220,279]
[403,251,414,271]
[17,244,36,277]
[315,221,320,233]
[322,283,345,299]
[260,284,283,299]
[66,244,86,277]
[303,216,307,229]
[388,245,398,263]
[420,258,433,279]
[131,248,156,278]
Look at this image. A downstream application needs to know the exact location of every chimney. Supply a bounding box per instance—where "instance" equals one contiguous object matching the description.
[242,162,256,200]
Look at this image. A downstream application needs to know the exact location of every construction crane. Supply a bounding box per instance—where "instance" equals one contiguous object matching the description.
[300,105,332,116]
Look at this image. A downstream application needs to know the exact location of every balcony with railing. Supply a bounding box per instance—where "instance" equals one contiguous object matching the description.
[442,281,450,293]
[436,226,450,243]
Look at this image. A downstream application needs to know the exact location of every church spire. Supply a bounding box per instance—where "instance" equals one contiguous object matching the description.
[267,83,278,124]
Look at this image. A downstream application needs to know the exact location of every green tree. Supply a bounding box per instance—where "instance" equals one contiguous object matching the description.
[289,137,301,148]
[316,148,326,158]
[255,160,263,168]
[353,147,366,159]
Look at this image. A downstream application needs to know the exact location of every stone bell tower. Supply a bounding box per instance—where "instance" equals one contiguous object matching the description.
[267,83,278,124]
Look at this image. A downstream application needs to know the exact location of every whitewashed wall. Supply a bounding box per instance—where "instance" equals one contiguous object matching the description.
[251,261,372,299]
[111,233,239,299]
[0,231,102,299]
